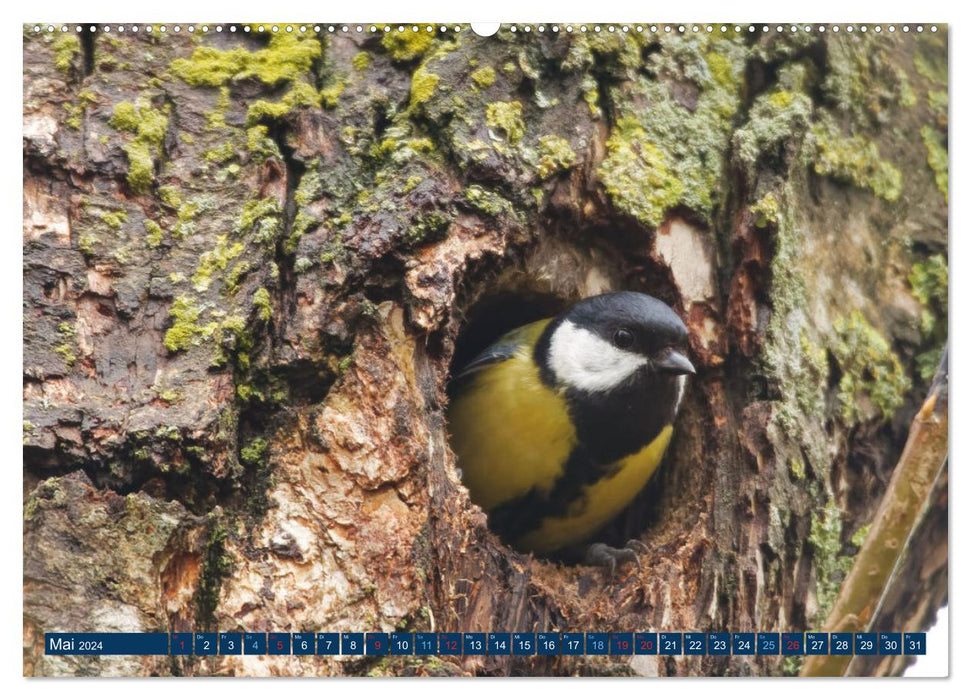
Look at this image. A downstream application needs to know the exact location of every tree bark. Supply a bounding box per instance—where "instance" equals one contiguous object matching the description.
[23,24,948,677]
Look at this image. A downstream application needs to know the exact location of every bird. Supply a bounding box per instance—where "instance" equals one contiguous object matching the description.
[446,291,695,569]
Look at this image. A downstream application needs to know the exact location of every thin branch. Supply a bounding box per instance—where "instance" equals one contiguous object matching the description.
[801,346,948,677]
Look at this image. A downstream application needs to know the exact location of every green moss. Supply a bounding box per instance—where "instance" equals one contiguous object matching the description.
[536,135,576,179]
[254,287,272,322]
[195,516,233,631]
[909,254,948,380]
[471,66,496,89]
[171,33,321,87]
[599,116,683,228]
[831,311,911,424]
[99,210,128,229]
[928,90,948,129]
[810,119,902,202]
[809,500,852,624]
[409,66,440,109]
[406,210,452,246]
[144,219,163,248]
[239,437,269,467]
[381,27,435,63]
[909,254,948,323]
[749,192,780,228]
[51,33,80,74]
[164,296,218,353]
[109,101,169,193]
[338,356,353,375]
[920,125,948,202]
[352,51,371,71]
[486,101,525,144]
[914,49,947,87]
[464,185,512,218]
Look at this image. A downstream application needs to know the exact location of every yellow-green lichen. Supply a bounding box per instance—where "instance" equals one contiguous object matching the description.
[850,524,871,548]
[254,287,272,322]
[409,66,440,109]
[536,135,576,179]
[352,51,371,71]
[733,85,812,178]
[203,141,235,164]
[810,120,902,202]
[320,78,346,110]
[51,33,80,74]
[486,101,525,144]
[235,197,282,248]
[599,116,683,228]
[170,33,321,87]
[381,27,435,63]
[109,101,169,193]
[831,311,911,424]
[246,125,281,161]
[143,220,163,247]
[192,235,245,293]
[471,66,496,90]
[54,322,77,367]
[99,210,128,230]
[920,125,948,202]
[248,80,321,123]
[164,296,218,353]
[224,261,251,295]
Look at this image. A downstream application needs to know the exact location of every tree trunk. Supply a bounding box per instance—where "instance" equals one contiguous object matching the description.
[23,23,948,677]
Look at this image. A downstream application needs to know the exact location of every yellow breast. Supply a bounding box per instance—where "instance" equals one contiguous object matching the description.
[447,320,577,510]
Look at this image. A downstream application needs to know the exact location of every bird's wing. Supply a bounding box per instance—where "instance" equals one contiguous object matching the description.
[452,320,549,381]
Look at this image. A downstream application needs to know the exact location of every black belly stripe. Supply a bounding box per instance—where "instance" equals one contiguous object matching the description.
[487,372,682,548]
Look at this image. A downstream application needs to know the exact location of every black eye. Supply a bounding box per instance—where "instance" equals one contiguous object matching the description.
[613,328,635,349]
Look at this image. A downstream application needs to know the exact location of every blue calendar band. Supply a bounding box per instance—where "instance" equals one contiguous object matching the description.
[45,631,927,657]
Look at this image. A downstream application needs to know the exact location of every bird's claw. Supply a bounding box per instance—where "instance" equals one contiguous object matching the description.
[584,540,648,578]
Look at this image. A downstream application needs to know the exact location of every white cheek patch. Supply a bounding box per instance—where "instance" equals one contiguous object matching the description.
[547,321,648,393]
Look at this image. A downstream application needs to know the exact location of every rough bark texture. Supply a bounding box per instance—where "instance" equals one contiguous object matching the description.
[23,24,948,677]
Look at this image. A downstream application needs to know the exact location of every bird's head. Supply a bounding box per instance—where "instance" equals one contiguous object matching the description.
[537,291,695,395]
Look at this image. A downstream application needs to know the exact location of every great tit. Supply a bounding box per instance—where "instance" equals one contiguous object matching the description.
[447,291,695,560]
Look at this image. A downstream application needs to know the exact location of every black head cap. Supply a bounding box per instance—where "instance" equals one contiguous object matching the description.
[561,291,689,355]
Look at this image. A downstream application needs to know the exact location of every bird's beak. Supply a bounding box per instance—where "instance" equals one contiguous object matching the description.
[653,349,696,376]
